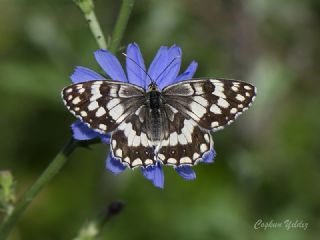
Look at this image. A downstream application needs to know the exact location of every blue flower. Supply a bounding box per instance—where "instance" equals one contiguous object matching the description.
[70,43,216,188]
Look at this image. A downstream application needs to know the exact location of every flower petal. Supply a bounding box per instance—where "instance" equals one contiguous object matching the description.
[71,120,100,140]
[175,165,196,180]
[106,153,126,174]
[148,45,182,89]
[147,46,168,84]
[141,162,164,188]
[141,166,154,181]
[126,43,147,88]
[70,66,105,84]
[94,49,127,81]
[100,134,111,144]
[175,61,198,81]
[157,45,182,90]
[153,163,164,188]
[202,148,216,163]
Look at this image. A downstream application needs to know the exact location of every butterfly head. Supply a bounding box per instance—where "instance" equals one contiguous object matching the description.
[148,82,158,92]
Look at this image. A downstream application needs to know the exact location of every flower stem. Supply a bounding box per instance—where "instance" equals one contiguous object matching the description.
[0,0,135,238]
[0,138,78,239]
[109,0,135,53]
[74,0,107,49]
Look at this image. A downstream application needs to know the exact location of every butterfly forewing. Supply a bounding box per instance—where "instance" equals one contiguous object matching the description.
[162,78,256,131]
[62,80,146,133]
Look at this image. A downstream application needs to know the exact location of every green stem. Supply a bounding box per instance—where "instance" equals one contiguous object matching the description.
[0,138,78,239]
[0,0,135,238]
[75,0,107,49]
[109,0,135,53]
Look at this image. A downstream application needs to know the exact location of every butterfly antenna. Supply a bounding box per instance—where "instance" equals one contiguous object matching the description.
[122,53,154,84]
[155,56,181,82]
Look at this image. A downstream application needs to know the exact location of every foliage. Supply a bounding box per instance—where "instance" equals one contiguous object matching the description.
[0,0,319,239]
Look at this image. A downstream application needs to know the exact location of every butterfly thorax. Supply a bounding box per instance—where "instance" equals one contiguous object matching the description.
[148,90,161,109]
[147,82,162,110]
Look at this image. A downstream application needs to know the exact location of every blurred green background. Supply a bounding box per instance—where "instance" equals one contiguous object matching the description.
[1,0,320,239]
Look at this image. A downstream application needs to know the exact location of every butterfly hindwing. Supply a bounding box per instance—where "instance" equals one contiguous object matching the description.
[156,104,213,165]
[162,78,256,131]
[111,105,156,168]
[62,80,146,133]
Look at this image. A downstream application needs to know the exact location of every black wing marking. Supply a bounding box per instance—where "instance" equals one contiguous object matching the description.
[62,80,146,133]
[156,104,213,166]
[162,78,256,131]
[110,105,156,168]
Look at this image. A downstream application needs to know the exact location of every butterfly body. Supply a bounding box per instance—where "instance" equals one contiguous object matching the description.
[146,101,164,143]
[148,89,162,109]
[62,78,256,168]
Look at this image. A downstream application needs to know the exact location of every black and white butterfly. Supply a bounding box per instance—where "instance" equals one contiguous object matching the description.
[62,78,256,168]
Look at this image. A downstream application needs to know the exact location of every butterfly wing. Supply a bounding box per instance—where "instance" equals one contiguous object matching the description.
[157,104,213,165]
[62,80,146,133]
[111,105,157,168]
[155,78,256,166]
[111,102,213,167]
[62,78,256,168]
[162,78,256,131]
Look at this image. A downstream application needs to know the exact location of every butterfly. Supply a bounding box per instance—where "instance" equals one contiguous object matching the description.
[62,77,256,168]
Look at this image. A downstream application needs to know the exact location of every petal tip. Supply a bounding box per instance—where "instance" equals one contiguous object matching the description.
[106,154,126,175]
[70,66,106,83]
[141,162,165,188]
[169,44,182,55]
[202,148,216,164]
[128,42,139,48]
[71,120,100,140]
[175,165,196,180]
